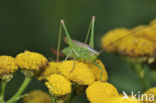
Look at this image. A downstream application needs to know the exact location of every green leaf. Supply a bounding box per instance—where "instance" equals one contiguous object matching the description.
[71,94,89,103]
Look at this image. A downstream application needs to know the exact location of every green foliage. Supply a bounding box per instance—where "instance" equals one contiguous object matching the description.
[71,94,89,103]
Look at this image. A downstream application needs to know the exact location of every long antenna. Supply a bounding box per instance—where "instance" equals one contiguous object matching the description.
[56,23,62,61]
[89,16,95,48]
[99,22,156,54]
[85,18,92,44]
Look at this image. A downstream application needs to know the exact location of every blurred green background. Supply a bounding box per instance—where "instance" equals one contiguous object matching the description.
[1,0,156,102]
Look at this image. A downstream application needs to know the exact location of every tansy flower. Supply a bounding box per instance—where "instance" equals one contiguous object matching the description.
[107,95,141,103]
[23,90,51,103]
[144,87,156,103]
[58,60,95,85]
[150,19,156,37]
[150,19,156,30]
[86,81,119,103]
[117,36,156,57]
[38,62,60,80]
[15,51,48,76]
[132,25,156,42]
[101,27,156,58]
[45,74,71,96]
[101,28,131,52]
[87,60,108,81]
[151,19,156,24]
[0,56,18,80]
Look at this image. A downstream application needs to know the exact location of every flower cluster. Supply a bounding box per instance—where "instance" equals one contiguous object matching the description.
[101,19,156,59]
[1,50,145,103]
[0,51,48,80]
[41,59,108,96]
[39,59,121,103]
[0,50,108,98]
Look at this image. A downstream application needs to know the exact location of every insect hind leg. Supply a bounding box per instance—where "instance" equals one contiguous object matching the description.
[64,50,72,61]
[94,61,104,81]
[70,57,76,73]
[64,49,79,72]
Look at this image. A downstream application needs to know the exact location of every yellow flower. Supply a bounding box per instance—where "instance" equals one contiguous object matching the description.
[101,28,131,52]
[16,51,48,76]
[59,60,95,85]
[107,95,141,103]
[117,36,156,57]
[86,81,119,103]
[0,56,18,80]
[23,90,51,103]
[150,19,156,30]
[144,87,156,103]
[38,62,60,80]
[45,74,71,96]
[101,26,156,57]
[101,20,156,58]
[87,60,108,81]
[132,25,156,42]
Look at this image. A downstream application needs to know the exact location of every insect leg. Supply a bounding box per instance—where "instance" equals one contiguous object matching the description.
[71,48,80,72]
[64,50,72,61]
[64,48,79,61]
[89,16,95,48]
[56,23,62,61]
[71,57,75,72]
[72,49,80,57]
[94,61,104,81]
[85,18,92,44]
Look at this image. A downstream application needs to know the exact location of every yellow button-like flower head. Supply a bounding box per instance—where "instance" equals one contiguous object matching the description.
[45,74,71,96]
[38,62,60,80]
[23,90,51,103]
[0,56,18,80]
[87,60,108,81]
[118,36,156,57]
[86,81,119,103]
[16,51,48,76]
[59,60,95,85]
[132,25,156,42]
[150,19,156,30]
[101,28,131,52]
[101,19,156,58]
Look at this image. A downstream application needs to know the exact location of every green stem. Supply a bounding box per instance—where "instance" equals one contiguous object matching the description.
[7,76,32,103]
[65,85,75,103]
[125,57,151,91]
[151,71,156,81]
[51,95,57,103]
[133,63,151,91]
[0,80,7,103]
